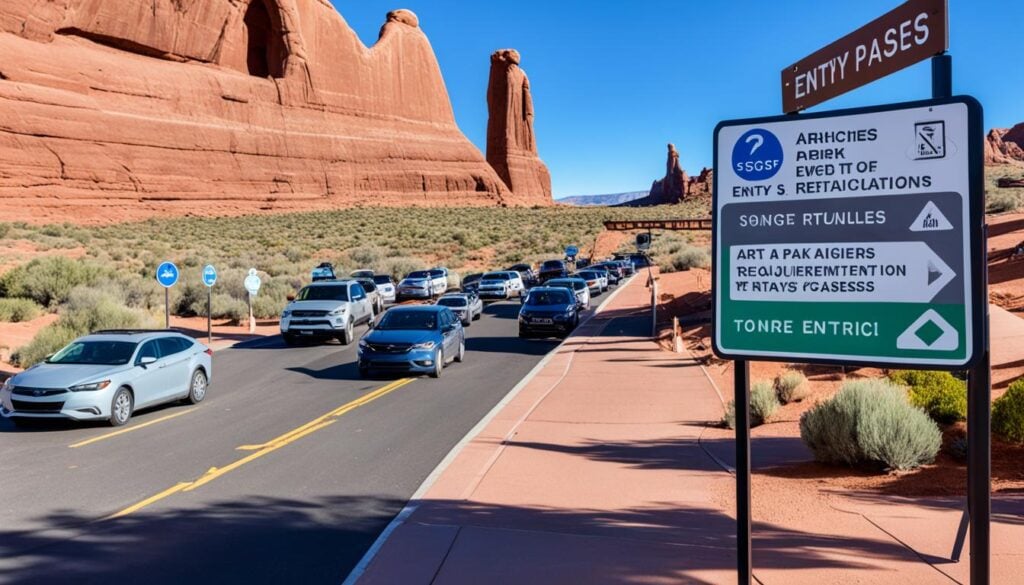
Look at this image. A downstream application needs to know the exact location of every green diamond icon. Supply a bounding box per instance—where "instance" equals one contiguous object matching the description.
[914,319,944,346]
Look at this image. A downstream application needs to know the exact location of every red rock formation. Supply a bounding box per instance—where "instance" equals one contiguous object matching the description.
[0,1,540,225]
[647,144,689,204]
[985,124,1024,165]
[687,167,713,198]
[486,49,552,205]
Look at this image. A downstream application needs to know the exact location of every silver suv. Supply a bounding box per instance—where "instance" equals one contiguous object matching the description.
[280,280,374,345]
[1,330,212,427]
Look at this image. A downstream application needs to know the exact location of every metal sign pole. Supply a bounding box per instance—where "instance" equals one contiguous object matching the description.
[164,288,170,329]
[735,360,753,585]
[207,288,213,345]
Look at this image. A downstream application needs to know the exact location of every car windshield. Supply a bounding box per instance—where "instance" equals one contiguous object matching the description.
[541,261,563,270]
[578,272,598,279]
[372,275,392,285]
[462,274,482,283]
[429,269,445,277]
[407,271,430,279]
[526,290,572,306]
[482,273,509,281]
[47,340,138,365]
[437,297,467,307]
[297,285,349,302]
[357,280,377,292]
[375,310,438,331]
[311,267,335,280]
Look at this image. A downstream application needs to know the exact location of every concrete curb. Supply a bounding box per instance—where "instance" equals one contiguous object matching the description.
[341,276,636,585]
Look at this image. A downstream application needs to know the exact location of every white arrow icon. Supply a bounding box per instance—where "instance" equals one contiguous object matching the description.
[897,309,959,351]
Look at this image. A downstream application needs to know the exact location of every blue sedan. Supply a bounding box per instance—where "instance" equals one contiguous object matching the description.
[357,306,465,378]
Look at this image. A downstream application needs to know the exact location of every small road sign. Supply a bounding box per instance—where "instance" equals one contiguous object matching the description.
[713,96,983,368]
[565,245,579,258]
[156,262,179,288]
[202,265,218,287]
[244,268,262,296]
[636,233,652,251]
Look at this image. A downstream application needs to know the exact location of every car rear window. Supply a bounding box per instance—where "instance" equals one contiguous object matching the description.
[407,271,430,279]
[541,261,564,270]
[372,275,392,284]
[437,297,467,307]
[483,273,510,281]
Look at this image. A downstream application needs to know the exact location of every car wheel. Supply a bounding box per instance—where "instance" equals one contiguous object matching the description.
[109,387,133,427]
[340,318,355,345]
[462,317,471,327]
[454,339,465,363]
[473,311,481,321]
[186,369,208,404]
[430,349,443,378]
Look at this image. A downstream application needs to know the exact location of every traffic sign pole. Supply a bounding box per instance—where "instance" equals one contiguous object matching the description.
[207,288,212,345]
[165,288,170,329]
[735,360,752,585]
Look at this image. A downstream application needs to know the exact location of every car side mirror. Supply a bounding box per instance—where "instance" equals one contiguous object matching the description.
[286,294,295,302]
[368,319,375,329]
[138,356,157,367]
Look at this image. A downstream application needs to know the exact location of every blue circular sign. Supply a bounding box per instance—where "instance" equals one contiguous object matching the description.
[202,264,217,287]
[731,128,784,181]
[156,261,179,288]
[565,245,579,257]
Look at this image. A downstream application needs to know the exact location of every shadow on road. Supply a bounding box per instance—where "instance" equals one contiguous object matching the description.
[466,336,558,356]
[0,401,189,434]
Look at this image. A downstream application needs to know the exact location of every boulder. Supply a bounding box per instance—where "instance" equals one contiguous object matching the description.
[985,124,1024,165]
[0,1,544,224]
[485,49,552,205]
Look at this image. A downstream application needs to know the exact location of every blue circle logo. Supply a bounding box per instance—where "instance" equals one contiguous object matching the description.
[731,128,783,181]
[156,261,179,288]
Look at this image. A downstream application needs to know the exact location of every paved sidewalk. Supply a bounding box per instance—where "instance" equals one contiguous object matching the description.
[353,275,1024,584]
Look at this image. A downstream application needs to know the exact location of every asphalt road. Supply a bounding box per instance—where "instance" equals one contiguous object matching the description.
[0,300,565,585]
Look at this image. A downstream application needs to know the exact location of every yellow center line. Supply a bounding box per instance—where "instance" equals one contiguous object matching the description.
[105,378,415,519]
[69,408,197,449]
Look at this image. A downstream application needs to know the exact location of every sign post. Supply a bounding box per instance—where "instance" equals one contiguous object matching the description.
[713,97,985,584]
[202,265,217,345]
[156,261,179,329]
[243,268,262,335]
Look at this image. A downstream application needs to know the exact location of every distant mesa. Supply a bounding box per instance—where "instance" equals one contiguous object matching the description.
[986,123,1024,166]
[0,1,552,224]
[486,49,552,205]
[557,191,648,206]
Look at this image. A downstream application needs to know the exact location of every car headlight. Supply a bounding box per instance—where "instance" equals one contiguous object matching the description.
[69,380,112,392]
[358,339,368,350]
[281,310,291,318]
[328,306,347,316]
[1,378,12,393]
[412,341,436,350]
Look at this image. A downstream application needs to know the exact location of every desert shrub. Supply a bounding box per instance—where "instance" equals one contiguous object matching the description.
[11,287,156,367]
[987,190,1022,214]
[775,371,809,404]
[0,298,43,323]
[800,378,941,470]
[174,282,208,317]
[0,256,104,307]
[721,400,736,430]
[0,222,10,239]
[750,381,780,424]
[348,246,387,268]
[993,378,1024,444]
[377,256,426,280]
[658,245,710,273]
[890,370,967,423]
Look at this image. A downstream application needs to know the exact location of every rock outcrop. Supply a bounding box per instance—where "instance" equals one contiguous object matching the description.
[687,167,713,198]
[486,49,552,205]
[986,124,1024,165]
[648,144,689,204]
[0,1,545,224]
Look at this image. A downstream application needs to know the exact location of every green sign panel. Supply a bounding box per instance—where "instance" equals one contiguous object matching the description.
[713,97,984,368]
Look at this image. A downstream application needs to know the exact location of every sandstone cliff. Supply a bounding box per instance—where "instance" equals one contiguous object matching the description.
[486,49,552,205]
[0,1,545,224]
[986,124,1024,166]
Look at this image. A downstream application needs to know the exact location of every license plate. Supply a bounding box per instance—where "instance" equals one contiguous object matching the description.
[534,318,553,324]
[299,331,314,335]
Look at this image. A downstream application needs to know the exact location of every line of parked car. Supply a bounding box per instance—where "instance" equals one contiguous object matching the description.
[0,254,650,427]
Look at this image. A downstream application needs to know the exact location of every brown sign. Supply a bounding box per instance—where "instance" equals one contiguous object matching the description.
[603,219,712,231]
[781,0,948,113]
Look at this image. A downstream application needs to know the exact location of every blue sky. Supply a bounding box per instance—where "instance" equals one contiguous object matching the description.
[333,1,1022,198]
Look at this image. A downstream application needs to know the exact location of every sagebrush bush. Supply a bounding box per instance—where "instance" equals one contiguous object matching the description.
[993,378,1024,444]
[0,298,43,323]
[722,400,736,430]
[800,378,941,470]
[657,245,710,273]
[377,256,426,281]
[890,370,967,423]
[986,190,1022,214]
[775,371,809,403]
[0,222,10,239]
[0,256,104,307]
[12,287,157,367]
[750,381,780,424]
